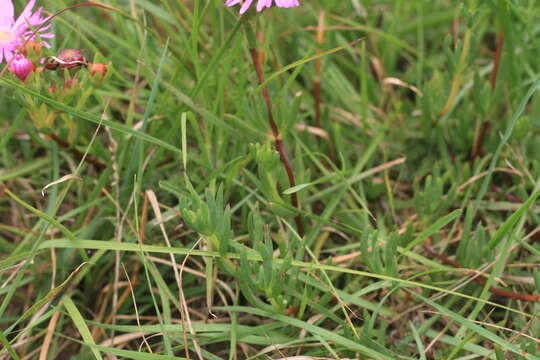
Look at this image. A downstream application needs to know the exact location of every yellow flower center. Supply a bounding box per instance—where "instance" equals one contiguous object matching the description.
[0,31,14,45]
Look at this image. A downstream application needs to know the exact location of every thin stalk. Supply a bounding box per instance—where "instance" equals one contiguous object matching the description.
[313,11,325,129]
[472,29,504,162]
[247,32,305,237]
[490,29,505,91]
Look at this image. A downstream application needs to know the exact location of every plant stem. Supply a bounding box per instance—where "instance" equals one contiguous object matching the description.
[249,47,305,238]
[472,29,504,162]
[490,29,505,91]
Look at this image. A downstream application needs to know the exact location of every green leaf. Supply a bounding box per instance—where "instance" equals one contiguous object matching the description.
[63,296,103,360]
[0,330,19,360]
[283,182,312,195]
[404,209,462,252]
[487,190,540,249]
[533,268,540,293]
[409,322,427,360]
[89,344,182,360]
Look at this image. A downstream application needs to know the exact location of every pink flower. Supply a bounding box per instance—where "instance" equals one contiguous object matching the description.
[225,0,299,14]
[9,54,34,80]
[0,0,54,63]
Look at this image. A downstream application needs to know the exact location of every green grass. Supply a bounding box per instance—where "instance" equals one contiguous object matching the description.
[2,0,540,358]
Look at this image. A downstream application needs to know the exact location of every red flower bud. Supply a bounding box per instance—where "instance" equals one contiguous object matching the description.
[9,55,35,81]
[89,63,108,77]
[20,40,42,57]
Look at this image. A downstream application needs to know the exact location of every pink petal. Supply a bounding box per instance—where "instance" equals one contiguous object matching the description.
[256,0,271,12]
[4,47,14,62]
[13,0,36,30]
[275,0,299,8]
[239,0,254,14]
[0,0,15,30]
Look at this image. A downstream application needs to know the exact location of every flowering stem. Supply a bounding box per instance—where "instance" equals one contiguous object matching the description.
[471,28,505,162]
[245,24,305,238]
[490,29,505,91]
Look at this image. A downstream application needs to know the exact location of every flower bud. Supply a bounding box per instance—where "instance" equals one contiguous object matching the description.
[64,77,79,89]
[251,142,279,169]
[89,63,108,77]
[21,40,42,57]
[9,55,35,81]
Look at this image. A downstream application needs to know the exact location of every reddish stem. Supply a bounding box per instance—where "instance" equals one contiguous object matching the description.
[424,246,539,302]
[313,80,321,129]
[472,30,504,162]
[249,48,305,238]
[490,30,505,91]
[471,120,490,161]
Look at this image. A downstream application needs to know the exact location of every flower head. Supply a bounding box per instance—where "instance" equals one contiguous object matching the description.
[9,54,34,80]
[0,0,54,63]
[21,39,42,56]
[225,0,299,15]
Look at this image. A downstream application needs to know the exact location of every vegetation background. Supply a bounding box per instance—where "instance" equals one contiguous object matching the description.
[1,0,540,358]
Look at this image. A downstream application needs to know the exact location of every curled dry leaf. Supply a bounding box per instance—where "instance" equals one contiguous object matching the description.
[383,77,423,96]
[295,123,329,139]
[42,174,82,197]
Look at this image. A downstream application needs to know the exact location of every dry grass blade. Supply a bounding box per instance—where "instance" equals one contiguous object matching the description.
[121,264,152,353]
[146,189,203,360]
[38,310,61,360]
